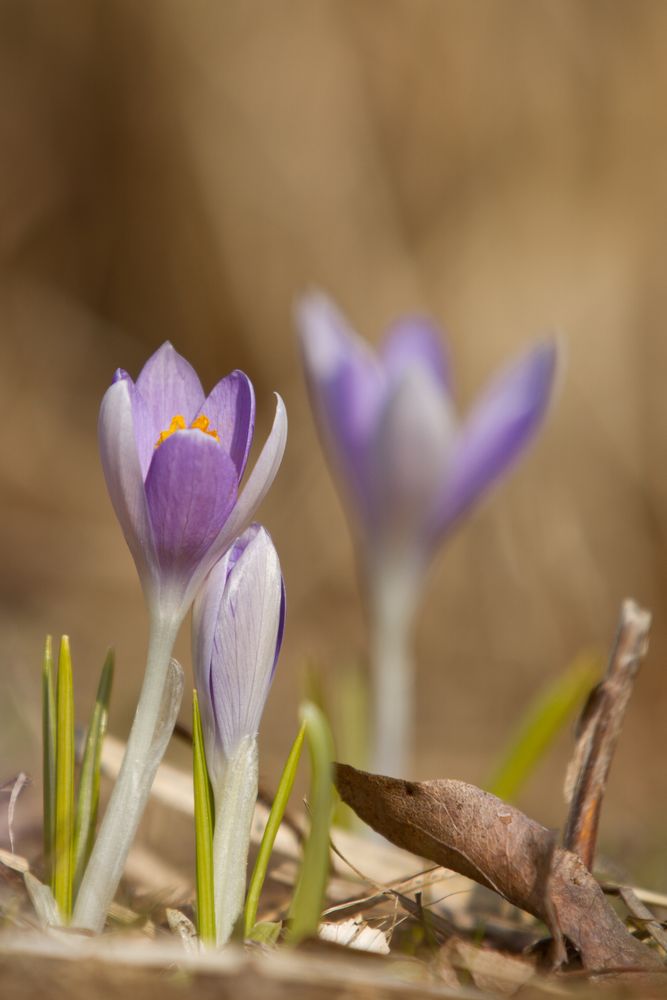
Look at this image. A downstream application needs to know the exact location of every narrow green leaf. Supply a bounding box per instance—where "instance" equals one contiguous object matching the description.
[244,721,306,938]
[73,648,114,896]
[53,636,75,920]
[41,635,56,884]
[286,702,335,945]
[487,650,601,803]
[192,689,216,945]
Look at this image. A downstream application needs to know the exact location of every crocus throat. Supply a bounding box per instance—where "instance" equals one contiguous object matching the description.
[155,414,220,448]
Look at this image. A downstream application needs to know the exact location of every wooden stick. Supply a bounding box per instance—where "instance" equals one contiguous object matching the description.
[563,599,651,870]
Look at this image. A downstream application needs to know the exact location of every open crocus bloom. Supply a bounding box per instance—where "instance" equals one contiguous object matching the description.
[297,292,558,569]
[99,342,287,621]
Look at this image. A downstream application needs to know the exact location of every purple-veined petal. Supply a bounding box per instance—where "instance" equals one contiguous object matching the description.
[368,366,457,550]
[98,376,158,597]
[134,343,206,474]
[200,393,287,578]
[192,538,246,775]
[196,370,255,479]
[433,338,558,536]
[144,430,238,590]
[200,526,283,761]
[381,318,450,390]
[296,292,384,519]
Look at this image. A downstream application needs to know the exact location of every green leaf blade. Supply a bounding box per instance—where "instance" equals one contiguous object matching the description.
[487,650,601,803]
[244,720,306,938]
[41,635,56,884]
[73,648,114,897]
[53,636,75,921]
[286,702,335,945]
[193,689,216,945]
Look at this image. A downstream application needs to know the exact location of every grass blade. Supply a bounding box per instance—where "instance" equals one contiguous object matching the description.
[73,648,114,896]
[53,636,75,920]
[193,689,215,945]
[41,635,56,883]
[286,702,335,945]
[244,720,306,938]
[486,650,601,802]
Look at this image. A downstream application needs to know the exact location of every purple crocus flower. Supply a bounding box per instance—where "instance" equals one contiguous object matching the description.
[297,292,557,567]
[193,523,285,944]
[98,341,287,620]
[296,292,558,777]
[74,344,286,933]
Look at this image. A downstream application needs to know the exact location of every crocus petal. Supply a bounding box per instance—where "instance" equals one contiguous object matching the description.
[296,292,384,518]
[273,580,286,678]
[196,370,255,478]
[192,539,242,769]
[369,366,457,551]
[381,318,450,389]
[433,338,558,536]
[144,430,238,592]
[134,343,206,473]
[98,377,158,596]
[208,527,283,758]
[203,393,287,568]
[193,525,283,775]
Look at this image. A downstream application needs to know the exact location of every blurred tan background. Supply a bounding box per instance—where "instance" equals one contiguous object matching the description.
[1,0,667,879]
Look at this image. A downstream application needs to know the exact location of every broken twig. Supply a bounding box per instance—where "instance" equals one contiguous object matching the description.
[563,599,651,870]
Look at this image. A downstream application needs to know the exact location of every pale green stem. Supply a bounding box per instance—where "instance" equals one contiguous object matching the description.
[73,613,182,932]
[369,556,420,779]
[212,735,258,946]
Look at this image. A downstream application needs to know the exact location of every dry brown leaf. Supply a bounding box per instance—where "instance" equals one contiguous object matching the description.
[335,764,662,972]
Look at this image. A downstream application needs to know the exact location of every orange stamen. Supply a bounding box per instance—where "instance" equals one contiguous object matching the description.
[155,412,220,448]
[190,414,220,442]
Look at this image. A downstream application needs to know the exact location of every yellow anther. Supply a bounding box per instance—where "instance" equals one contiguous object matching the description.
[155,412,220,448]
[190,414,220,441]
[155,414,187,447]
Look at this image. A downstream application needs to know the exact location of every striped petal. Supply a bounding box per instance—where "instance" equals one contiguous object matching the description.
[193,525,284,777]
[197,370,255,479]
[98,376,158,598]
[134,343,205,475]
[144,430,238,592]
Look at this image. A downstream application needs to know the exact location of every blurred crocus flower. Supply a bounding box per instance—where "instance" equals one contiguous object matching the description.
[297,292,558,776]
[193,523,285,945]
[74,344,286,933]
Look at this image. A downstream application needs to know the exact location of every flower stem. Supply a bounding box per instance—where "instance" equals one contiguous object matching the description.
[212,735,258,946]
[369,558,420,778]
[72,614,182,932]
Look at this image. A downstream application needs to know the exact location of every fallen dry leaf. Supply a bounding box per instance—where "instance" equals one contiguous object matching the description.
[335,764,661,972]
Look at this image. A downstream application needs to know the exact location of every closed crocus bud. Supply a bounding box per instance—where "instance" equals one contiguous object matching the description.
[297,292,559,777]
[193,524,285,945]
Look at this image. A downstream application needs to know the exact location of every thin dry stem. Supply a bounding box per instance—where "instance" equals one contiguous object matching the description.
[563,599,651,870]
